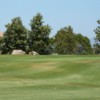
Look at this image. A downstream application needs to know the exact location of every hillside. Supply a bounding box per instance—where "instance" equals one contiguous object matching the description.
[0,55,100,100]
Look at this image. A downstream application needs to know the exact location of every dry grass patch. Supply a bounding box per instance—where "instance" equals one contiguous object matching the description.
[31,62,59,71]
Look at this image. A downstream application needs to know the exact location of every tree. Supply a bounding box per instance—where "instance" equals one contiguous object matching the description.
[1,17,27,54]
[75,34,92,54]
[94,20,100,54]
[93,43,100,54]
[95,20,100,42]
[48,37,56,54]
[0,37,3,54]
[55,26,75,54]
[29,13,51,54]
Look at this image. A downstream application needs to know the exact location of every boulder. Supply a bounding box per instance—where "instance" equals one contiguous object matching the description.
[29,51,39,55]
[12,50,25,55]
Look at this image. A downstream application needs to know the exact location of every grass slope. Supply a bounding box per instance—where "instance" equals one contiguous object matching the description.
[0,55,100,100]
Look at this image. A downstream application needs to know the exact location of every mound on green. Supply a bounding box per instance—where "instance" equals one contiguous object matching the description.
[0,55,100,100]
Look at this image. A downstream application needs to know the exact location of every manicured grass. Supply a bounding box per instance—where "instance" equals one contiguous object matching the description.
[0,55,100,100]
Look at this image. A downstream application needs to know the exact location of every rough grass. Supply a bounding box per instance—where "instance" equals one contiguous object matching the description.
[0,55,100,100]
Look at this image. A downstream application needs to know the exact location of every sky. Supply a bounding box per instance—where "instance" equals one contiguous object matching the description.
[0,0,100,44]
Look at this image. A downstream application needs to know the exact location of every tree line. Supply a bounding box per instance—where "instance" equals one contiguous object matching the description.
[0,13,100,55]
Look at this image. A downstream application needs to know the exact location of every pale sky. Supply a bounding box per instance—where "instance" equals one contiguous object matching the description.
[0,0,100,44]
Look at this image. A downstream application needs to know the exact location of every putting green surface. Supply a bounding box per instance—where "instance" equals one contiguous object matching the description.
[0,55,100,100]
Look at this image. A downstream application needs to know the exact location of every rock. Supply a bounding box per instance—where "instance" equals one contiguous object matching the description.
[29,51,39,55]
[52,53,58,55]
[12,50,25,55]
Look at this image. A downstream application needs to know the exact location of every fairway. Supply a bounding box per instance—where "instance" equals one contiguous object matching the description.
[0,55,100,100]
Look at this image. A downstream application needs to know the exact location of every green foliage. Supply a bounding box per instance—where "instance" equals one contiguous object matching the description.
[0,38,3,53]
[95,20,100,42]
[93,43,100,54]
[55,26,75,54]
[94,20,100,54]
[1,17,27,54]
[0,13,94,55]
[48,37,56,54]
[29,13,51,54]
[75,34,92,54]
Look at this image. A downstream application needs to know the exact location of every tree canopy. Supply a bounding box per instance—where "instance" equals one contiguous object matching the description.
[0,13,95,55]
[1,17,27,54]
[75,34,92,54]
[29,13,51,54]
[55,26,75,54]
[94,20,100,54]
[95,20,100,42]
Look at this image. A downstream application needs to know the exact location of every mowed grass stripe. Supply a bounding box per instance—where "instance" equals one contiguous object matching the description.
[0,55,100,100]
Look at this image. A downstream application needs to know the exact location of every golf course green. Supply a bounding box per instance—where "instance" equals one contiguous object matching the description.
[0,55,100,100]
